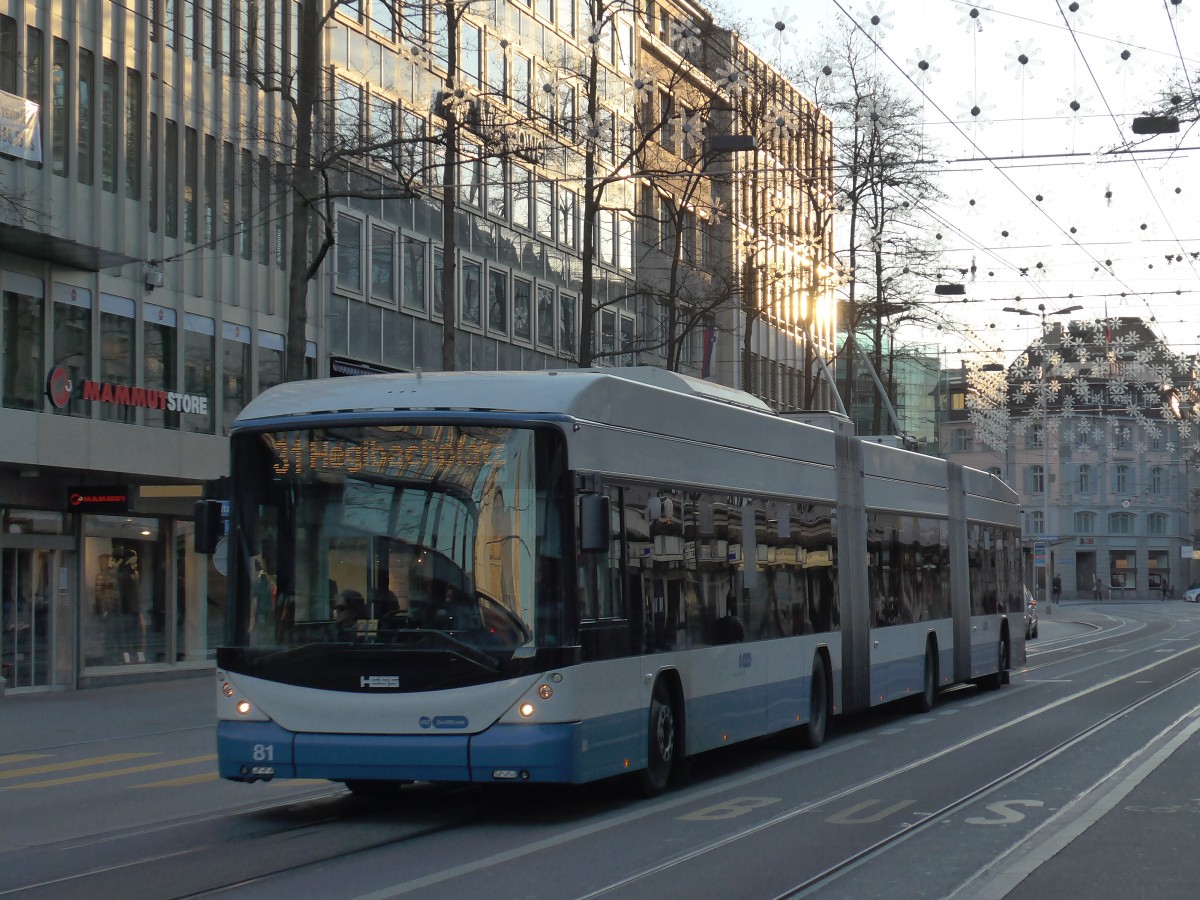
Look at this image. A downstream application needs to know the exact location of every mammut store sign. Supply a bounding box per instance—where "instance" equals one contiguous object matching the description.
[45,367,209,415]
[67,488,129,513]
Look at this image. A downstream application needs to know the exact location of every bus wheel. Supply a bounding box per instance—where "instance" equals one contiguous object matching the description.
[638,680,677,797]
[345,780,410,801]
[798,658,828,750]
[914,642,937,713]
[978,638,1007,692]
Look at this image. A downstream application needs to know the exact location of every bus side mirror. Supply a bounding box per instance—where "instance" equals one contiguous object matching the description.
[194,500,224,554]
[579,494,610,553]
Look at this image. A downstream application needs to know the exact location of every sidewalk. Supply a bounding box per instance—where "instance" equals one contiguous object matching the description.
[1,675,214,754]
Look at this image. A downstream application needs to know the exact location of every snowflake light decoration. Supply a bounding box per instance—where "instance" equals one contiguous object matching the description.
[1167,0,1191,21]
[582,112,614,150]
[713,64,749,99]
[629,69,656,97]
[764,107,795,139]
[671,19,703,56]
[856,99,889,135]
[907,47,942,87]
[1005,40,1044,79]
[958,92,995,128]
[672,110,705,152]
[539,72,567,108]
[706,197,727,225]
[956,4,994,33]
[441,81,474,121]
[860,2,895,40]
[765,7,798,41]
[1062,0,1093,27]
[1107,38,1139,76]
[1058,91,1094,125]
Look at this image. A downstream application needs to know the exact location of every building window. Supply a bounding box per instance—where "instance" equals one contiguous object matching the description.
[370,225,396,304]
[432,248,444,318]
[486,157,507,220]
[1078,464,1091,493]
[1030,464,1044,494]
[461,258,482,328]
[1029,510,1044,535]
[402,237,426,313]
[559,293,576,357]
[953,428,973,452]
[258,330,284,396]
[52,37,69,177]
[143,303,178,429]
[369,0,396,40]
[126,68,141,199]
[460,21,481,88]
[223,141,235,254]
[0,15,17,93]
[51,284,92,418]
[487,269,507,335]
[98,294,136,423]
[240,148,254,258]
[1114,424,1132,450]
[165,119,179,238]
[512,165,531,231]
[1115,464,1129,493]
[1027,422,1043,448]
[183,313,216,434]
[1075,511,1095,534]
[986,466,1001,477]
[101,57,117,191]
[1148,513,1168,535]
[513,277,532,343]
[185,127,199,243]
[1151,466,1164,494]
[222,321,251,433]
[536,285,555,350]
[336,214,363,293]
[2,275,44,411]
[78,48,94,184]
[950,390,966,411]
[535,178,554,239]
[1109,512,1135,535]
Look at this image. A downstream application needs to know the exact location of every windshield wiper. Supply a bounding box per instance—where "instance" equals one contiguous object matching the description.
[386,628,502,672]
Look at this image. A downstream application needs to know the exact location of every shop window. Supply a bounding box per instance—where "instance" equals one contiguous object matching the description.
[258,330,284,395]
[222,321,251,433]
[143,303,178,429]
[2,274,44,411]
[51,284,91,418]
[99,294,136,423]
[183,313,215,434]
[82,515,171,668]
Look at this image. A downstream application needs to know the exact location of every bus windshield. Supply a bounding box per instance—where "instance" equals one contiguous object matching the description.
[224,423,570,683]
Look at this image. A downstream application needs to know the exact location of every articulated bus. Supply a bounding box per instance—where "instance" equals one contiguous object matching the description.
[204,367,1021,797]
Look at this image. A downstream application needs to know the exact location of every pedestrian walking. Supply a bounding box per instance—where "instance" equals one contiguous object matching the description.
[1093,573,1104,601]
[1052,573,1062,605]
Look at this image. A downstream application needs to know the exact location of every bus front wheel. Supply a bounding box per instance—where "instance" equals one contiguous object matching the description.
[638,680,677,797]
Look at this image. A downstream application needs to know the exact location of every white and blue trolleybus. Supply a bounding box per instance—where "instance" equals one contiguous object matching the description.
[203,367,1022,797]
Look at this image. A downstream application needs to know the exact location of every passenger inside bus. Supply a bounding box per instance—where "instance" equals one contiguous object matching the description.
[331,589,367,639]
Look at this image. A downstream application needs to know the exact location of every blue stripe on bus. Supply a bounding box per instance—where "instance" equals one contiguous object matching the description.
[217,720,297,779]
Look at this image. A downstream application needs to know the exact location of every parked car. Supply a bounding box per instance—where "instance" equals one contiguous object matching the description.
[1183,587,1200,603]
[1024,585,1039,639]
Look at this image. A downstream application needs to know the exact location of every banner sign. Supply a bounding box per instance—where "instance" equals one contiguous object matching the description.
[0,89,42,163]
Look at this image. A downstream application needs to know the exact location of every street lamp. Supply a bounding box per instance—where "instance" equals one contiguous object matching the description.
[1003,303,1082,612]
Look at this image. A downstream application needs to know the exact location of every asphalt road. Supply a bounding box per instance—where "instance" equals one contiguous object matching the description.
[3,600,1200,899]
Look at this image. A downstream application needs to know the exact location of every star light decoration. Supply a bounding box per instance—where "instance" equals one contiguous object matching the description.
[1058,91,1094,125]
[713,64,749,99]
[672,110,705,152]
[958,92,995,130]
[765,7,798,48]
[856,99,889,135]
[1107,38,1139,76]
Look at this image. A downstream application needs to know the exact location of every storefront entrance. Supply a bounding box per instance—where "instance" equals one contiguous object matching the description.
[1,543,73,690]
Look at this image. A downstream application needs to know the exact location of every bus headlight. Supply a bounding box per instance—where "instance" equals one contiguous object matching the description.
[236,700,253,716]
[519,702,536,718]
[536,683,553,700]
[222,682,235,697]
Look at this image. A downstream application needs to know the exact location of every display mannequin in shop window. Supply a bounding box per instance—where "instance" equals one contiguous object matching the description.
[116,549,143,661]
